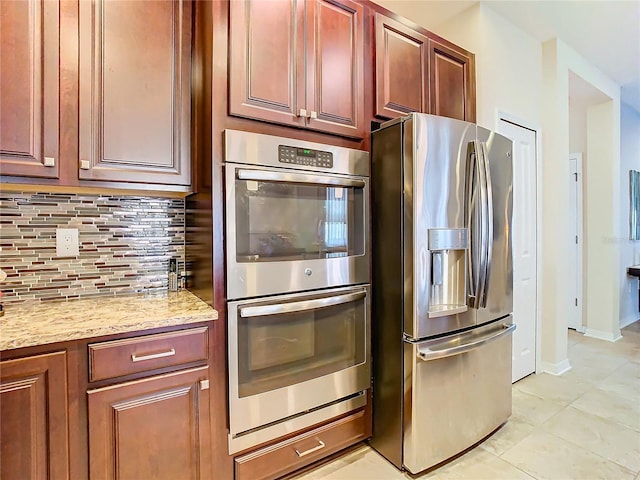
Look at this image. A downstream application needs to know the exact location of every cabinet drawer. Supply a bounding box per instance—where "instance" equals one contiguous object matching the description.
[235,409,367,480]
[88,327,209,382]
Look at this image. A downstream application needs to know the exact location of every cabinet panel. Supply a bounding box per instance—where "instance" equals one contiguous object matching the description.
[429,39,475,122]
[0,0,59,178]
[88,366,211,480]
[229,0,306,128]
[374,13,428,119]
[88,326,209,382]
[0,351,69,480]
[235,409,367,480]
[306,0,364,138]
[79,0,191,185]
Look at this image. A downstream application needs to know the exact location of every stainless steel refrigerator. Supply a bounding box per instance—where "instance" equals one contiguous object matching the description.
[370,113,515,474]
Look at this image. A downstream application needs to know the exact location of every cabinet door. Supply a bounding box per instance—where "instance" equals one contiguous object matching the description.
[428,38,476,122]
[0,352,69,480]
[374,13,428,119]
[229,0,306,129]
[0,0,59,178]
[79,0,192,185]
[305,0,364,138]
[88,366,211,480]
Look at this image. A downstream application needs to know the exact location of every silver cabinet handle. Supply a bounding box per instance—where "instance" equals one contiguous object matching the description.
[294,439,325,457]
[299,108,308,118]
[239,290,366,318]
[417,323,516,361]
[44,157,55,167]
[309,110,317,119]
[237,169,365,188]
[80,160,90,170]
[131,348,176,362]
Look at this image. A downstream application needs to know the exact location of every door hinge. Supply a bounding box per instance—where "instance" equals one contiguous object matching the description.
[574,172,578,181]
[575,298,578,306]
[576,235,578,244]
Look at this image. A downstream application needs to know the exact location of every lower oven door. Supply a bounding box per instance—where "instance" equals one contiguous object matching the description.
[228,285,370,443]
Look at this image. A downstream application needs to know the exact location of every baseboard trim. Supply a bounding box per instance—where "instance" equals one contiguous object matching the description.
[540,358,572,376]
[619,315,639,329]
[584,328,622,342]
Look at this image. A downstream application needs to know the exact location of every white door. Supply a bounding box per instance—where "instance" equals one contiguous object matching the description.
[497,118,537,383]
[568,154,583,330]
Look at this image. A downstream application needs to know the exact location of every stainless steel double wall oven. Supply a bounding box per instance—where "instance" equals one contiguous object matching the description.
[224,130,371,453]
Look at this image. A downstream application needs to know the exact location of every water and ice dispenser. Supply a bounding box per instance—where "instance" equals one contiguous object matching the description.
[428,228,468,318]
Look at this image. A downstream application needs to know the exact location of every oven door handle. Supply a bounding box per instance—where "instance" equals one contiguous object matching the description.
[239,291,367,318]
[237,169,366,188]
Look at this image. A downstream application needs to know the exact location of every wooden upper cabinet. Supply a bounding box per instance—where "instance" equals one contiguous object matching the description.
[0,0,59,178]
[79,0,192,185]
[88,366,212,480]
[229,0,365,139]
[229,0,306,129]
[305,0,364,138]
[428,38,476,122]
[374,12,428,119]
[1,352,69,480]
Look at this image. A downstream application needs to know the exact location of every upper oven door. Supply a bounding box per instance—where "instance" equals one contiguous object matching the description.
[225,163,370,299]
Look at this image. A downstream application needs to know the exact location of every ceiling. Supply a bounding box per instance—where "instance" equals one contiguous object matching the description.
[372,0,640,111]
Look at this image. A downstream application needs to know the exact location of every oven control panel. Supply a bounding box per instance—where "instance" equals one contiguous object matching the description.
[278,145,334,168]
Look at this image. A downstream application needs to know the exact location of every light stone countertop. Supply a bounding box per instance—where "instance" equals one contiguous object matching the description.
[0,290,218,351]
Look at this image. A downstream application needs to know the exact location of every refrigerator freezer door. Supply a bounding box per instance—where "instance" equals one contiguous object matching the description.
[409,114,478,339]
[475,127,513,325]
[402,317,514,474]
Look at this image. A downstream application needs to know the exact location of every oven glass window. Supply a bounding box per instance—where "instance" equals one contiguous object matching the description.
[235,178,365,262]
[237,295,366,398]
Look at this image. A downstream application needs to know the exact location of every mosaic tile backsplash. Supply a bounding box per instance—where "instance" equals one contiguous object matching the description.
[0,192,185,304]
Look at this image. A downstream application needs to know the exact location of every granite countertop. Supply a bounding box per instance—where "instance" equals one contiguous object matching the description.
[0,290,218,351]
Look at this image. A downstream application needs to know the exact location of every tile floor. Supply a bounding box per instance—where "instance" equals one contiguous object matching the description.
[292,322,640,480]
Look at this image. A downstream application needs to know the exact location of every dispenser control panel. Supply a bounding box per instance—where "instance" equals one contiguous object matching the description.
[428,228,468,251]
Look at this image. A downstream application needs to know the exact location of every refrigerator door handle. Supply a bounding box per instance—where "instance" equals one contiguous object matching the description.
[466,146,479,307]
[416,323,516,361]
[475,141,489,310]
[479,142,494,308]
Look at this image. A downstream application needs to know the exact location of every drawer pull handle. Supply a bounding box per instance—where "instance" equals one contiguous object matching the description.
[131,349,176,362]
[294,439,325,457]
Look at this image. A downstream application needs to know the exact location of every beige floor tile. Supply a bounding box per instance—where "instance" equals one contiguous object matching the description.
[511,389,566,425]
[501,430,636,480]
[541,406,640,472]
[597,361,640,401]
[571,388,640,432]
[568,329,586,347]
[434,448,534,479]
[566,344,631,384]
[514,371,592,405]
[479,415,537,456]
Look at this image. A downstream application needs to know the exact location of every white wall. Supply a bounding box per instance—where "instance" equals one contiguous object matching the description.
[433,4,543,129]
[542,39,621,346]
[569,99,588,157]
[620,104,640,327]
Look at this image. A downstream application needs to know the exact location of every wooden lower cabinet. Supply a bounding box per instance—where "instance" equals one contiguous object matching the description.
[88,366,212,480]
[235,409,367,480]
[0,351,70,480]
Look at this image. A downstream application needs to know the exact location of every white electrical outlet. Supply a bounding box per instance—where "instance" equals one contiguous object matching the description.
[56,228,79,257]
